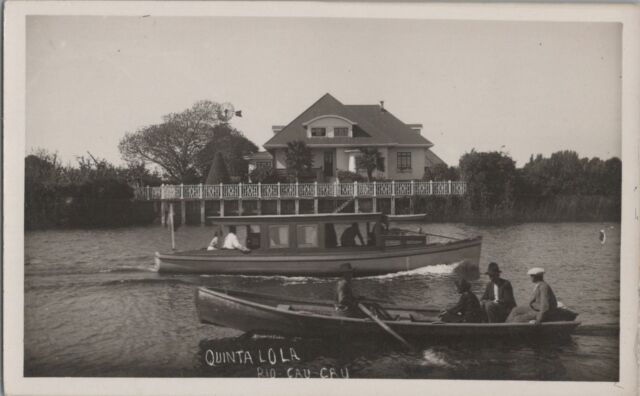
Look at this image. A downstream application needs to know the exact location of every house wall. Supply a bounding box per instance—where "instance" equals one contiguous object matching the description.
[274,149,287,169]
[273,146,425,180]
[386,147,426,180]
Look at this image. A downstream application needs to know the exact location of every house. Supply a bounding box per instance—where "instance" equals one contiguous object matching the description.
[262,93,445,181]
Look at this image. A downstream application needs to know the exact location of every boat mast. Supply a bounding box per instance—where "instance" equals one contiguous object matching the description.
[169,203,176,250]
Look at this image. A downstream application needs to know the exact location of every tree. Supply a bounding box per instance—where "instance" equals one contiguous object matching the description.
[249,167,284,184]
[118,100,224,183]
[285,140,313,182]
[423,163,459,181]
[459,150,517,213]
[205,151,230,184]
[195,124,258,182]
[357,147,385,181]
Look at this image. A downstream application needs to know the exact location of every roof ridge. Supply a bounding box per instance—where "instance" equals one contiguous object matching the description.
[264,93,343,147]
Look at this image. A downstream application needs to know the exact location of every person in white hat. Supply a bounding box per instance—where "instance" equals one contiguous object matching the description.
[506,267,559,324]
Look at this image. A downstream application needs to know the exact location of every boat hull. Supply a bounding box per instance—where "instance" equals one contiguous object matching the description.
[156,237,482,276]
[196,288,581,339]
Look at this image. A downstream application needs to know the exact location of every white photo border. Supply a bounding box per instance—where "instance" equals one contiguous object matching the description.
[4,2,639,395]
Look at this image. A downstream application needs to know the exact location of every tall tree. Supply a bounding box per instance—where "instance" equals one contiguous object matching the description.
[205,151,230,184]
[195,124,258,182]
[285,140,313,182]
[118,100,223,183]
[459,150,517,213]
[357,147,385,181]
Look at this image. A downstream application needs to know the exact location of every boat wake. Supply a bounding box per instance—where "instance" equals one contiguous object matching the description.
[200,273,332,285]
[364,261,464,280]
[99,265,157,274]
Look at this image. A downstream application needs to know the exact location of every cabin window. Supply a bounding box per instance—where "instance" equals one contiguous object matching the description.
[269,225,290,248]
[311,127,327,137]
[246,225,261,249]
[297,225,318,248]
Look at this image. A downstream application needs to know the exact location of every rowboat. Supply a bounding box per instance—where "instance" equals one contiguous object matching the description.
[154,212,482,276]
[196,288,581,339]
[387,213,428,222]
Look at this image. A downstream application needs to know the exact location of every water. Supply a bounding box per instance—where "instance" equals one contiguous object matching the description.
[24,223,620,380]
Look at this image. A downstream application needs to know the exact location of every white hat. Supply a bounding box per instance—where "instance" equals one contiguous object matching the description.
[527,267,545,275]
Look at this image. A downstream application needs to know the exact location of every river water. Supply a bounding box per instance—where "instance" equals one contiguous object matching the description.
[24,222,620,380]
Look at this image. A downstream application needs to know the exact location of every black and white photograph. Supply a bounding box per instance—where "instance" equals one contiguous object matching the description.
[4,2,639,395]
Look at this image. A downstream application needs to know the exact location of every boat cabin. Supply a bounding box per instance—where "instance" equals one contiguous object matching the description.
[206,212,427,252]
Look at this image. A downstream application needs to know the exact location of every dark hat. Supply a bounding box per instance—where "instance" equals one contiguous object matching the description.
[485,262,501,275]
[339,262,353,274]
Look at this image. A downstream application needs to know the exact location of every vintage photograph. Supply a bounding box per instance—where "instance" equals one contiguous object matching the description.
[5,2,639,395]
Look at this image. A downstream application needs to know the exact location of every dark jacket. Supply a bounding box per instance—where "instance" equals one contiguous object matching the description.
[481,278,517,311]
[447,291,484,322]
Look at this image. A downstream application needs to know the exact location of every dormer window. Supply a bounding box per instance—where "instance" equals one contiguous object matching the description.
[334,127,349,137]
[311,127,327,137]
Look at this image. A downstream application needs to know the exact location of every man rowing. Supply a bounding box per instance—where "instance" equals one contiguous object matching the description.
[335,263,391,320]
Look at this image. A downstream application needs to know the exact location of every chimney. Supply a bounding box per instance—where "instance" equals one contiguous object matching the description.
[272,125,285,134]
[408,124,423,134]
[379,100,385,112]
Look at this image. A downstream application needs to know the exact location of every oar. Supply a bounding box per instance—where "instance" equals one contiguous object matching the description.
[358,303,414,351]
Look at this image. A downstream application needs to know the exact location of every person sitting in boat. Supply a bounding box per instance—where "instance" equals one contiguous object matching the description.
[439,279,484,323]
[480,262,516,323]
[335,263,363,317]
[368,217,389,246]
[206,231,220,251]
[506,268,576,324]
[340,222,365,247]
[222,226,250,253]
[335,263,391,319]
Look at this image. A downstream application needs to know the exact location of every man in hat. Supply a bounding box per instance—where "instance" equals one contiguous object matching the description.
[506,267,564,324]
[480,262,516,322]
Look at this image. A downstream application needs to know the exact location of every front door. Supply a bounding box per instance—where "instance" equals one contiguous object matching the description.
[323,150,335,177]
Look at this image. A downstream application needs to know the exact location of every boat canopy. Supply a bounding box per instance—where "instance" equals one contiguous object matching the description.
[207,212,386,226]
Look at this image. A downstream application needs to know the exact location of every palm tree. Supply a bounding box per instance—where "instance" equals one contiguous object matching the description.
[358,147,385,181]
[285,140,313,182]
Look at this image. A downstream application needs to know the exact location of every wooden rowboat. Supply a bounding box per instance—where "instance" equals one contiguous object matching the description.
[155,212,482,276]
[196,288,581,339]
[387,213,428,222]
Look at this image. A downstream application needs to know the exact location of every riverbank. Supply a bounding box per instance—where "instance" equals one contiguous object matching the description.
[24,194,620,230]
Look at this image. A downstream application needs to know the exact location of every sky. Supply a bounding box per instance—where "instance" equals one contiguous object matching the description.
[26,16,622,167]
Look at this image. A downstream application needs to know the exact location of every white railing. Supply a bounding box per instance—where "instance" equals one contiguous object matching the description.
[133,180,467,201]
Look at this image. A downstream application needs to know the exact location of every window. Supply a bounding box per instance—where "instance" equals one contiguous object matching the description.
[269,225,289,248]
[397,152,412,171]
[334,127,349,137]
[311,127,327,137]
[246,225,261,250]
[297,225,318,248]
[255,161,272,169]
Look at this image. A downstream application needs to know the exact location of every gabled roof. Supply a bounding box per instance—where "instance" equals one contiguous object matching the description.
[263,93,433,149]
[425,148,446,167]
